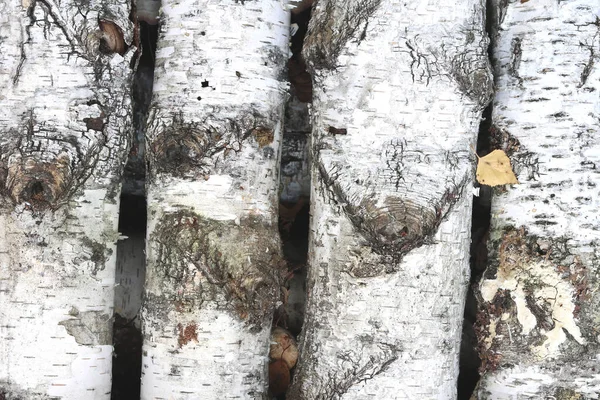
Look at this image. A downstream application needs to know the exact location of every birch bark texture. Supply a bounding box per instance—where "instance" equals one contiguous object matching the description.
[475,1,600,397]
[140,1,289,398]
[288,0,492,398]
[0,0,134,398]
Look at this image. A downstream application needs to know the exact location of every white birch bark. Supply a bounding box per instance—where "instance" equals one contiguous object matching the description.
[475,1,600,397]
[288,0,492,398]
[0,0,134,398]
[139,1,289,398]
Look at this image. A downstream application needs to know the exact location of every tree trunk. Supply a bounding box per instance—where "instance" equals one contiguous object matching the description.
[139,1,289,398]
[288,0,492,398]
[475,1,600,397]
[0,0,134,398]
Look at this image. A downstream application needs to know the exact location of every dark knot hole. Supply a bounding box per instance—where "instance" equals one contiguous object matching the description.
[29,180,46,200]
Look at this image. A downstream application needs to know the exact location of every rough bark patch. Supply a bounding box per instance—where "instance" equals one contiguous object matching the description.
[489,125,541,183]
[287,339,401,400]
[553,387,585,400]
[81,237,112,275]
[393,19,493,106]
[474,288,512,373]
[252,127,274,147]
[475,227,589,369]
[152,211,284,327]
[450,55,494,106]
[177,322,199,348]
[0,107,121,210]
[303,0,382,70]
[0,383,48,400]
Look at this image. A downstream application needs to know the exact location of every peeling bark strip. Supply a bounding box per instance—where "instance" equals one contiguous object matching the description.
[476,0,600,396]
[140,1,289,398]
[289,0,491,398]
[0,0,134,397]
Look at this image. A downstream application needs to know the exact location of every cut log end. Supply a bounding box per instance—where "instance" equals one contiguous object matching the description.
[269,359,291,397]
[99,20,126,55]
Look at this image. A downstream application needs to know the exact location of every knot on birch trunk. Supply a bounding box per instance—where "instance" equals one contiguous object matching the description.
[355,196,438,244]
[344,192,461,277]
[148,111,273,178]
[450,52,494,107]
[3,154,71,209]
[316,152,467,276]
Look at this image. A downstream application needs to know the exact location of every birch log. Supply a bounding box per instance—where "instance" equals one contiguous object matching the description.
[475,1,600,397]
[288,0,493,398]
[140,1,289,398]
[0,0,134,398]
